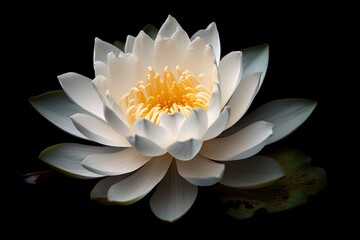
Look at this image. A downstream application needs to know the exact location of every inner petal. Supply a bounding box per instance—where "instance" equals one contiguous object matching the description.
[118,66,213,125]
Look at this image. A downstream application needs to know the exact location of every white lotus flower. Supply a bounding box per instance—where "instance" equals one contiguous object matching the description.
[30,15,316,222]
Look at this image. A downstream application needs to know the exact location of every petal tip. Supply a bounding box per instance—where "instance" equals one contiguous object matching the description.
[28,96,35,104]
[309,100,318,107]
[168,139,203,161]
[70,113,81,120]
[209,22,217,28]
[167,14,175,20]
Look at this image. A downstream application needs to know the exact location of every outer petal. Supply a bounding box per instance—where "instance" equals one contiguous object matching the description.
[90,174,129,200]
[176,155,224,186]
[150,161,198,222]
[107,154,173,205]
[191,22,220,65]
[29,90,88,139]
[134,118,173,148]
[159,112,186,140]
[219,156,285,188]
[157,15,181,38]
[200,121,273,161]
[106,92,129,126]
[202,106,230,141]
[167,139,203,161]
[82,148,151,175]
[127,135,166,157]
[177,108,208,141]
[39,143,118,179]
[225,72,261,129]
[94,37,122,63]
[104,104,132,137]
[242,44,269,92]
[223,99,317,144]
[124,35,135,53]
[58,72,104,119]
[132,30,154,68]
[219,51,242,107]
[71,113,131,147]
[92,75,110,105]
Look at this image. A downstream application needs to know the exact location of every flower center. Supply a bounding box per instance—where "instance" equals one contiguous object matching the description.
[119,66,212,125]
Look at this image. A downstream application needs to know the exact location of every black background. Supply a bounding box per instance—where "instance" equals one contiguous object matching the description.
[7,2,343,237]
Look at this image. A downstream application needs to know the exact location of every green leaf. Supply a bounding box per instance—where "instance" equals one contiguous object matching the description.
[112,24,158,52]
[113,40,125,52]
[215,148,326,219]
[142,24,158,40]
[22,170,55,184]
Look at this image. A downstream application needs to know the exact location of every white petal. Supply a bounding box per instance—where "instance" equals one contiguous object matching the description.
[157,15,181,38]
[29,90,88,139]
[220,156,285,188]
[94,61,108,77]
[206,83,222,126]
[150,161,198,222]
[108,154,173,204]
[127,135,166,157]
[39,143,118,179]
[82,148,151,175]
[184,38,217,83]
[176,155,224,186]
[202,106,230,141]
[58,72,104,119]
[71,113,131,147]
[242,44,269,92]
[104,104,132,137]
[132,30,154,67]
[94,37,122,63]
[107,52,142,102]
[153,37,183,73]
[191,22,220,65]
[90,174,129,199]
[225,72,261,129]
[224,99,317,144]
[167,139,203,161]
[106,92,129,126]
[200,121,273,161]
[134,118,173,148]
[171,26,190,53]
[219,51,242,107]
[159,112,186,140]
[92,75,110,105]
[124,35,135,53]
[177,108,208,141]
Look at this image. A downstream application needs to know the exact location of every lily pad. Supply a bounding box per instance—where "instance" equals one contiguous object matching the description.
[214,148,326,219]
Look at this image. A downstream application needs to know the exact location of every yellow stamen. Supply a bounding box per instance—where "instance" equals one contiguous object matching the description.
[119,65,213,125]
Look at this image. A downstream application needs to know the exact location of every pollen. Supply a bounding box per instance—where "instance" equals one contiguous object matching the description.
[119,65,212,125]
